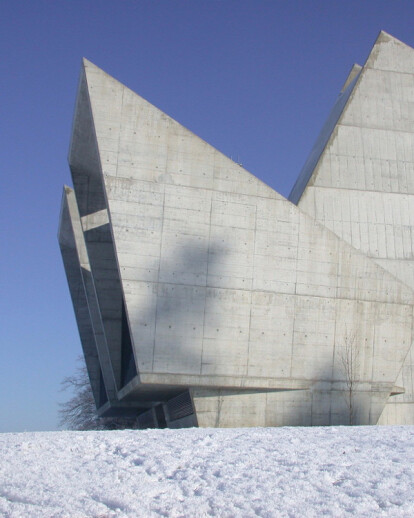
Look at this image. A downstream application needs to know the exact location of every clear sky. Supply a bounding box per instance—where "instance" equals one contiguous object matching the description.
[1,0,414,433]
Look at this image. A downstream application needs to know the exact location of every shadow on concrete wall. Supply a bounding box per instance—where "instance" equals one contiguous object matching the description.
[127,239,228,378]
[117,235,383,425]
[311,358,373,426]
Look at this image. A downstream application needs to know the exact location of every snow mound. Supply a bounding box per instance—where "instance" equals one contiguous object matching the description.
[1,426,414,517]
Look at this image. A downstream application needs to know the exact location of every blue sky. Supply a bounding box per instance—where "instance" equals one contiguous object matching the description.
[2,0,414,432]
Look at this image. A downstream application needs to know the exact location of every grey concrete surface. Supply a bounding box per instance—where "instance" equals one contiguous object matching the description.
[292,32,414,424]
[59,31,414,427]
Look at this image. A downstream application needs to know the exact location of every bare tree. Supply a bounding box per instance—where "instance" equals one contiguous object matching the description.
[340,331,360,425]
[59,357,139,430]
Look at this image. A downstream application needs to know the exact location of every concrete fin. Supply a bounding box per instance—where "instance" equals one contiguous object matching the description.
[69,65,107,218]
[289,31,414,203]
[81,208,110,232]
[288,67,361,204]
[366,30,414,73]
[82,58,283,201]
[70,62,142,395]
[341,64,362,93]
[291,32,414,198]
[58,187,117,407]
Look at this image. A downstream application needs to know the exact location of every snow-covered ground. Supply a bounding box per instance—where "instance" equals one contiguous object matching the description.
[1,426,414,517]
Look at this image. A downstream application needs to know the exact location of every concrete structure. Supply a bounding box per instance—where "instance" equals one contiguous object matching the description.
[59,31,414,428]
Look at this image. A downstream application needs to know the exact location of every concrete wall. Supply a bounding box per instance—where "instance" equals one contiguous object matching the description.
[291,32,414,424]
[58,189,103,407]
[191,387,389,427]
[60,35,414,427]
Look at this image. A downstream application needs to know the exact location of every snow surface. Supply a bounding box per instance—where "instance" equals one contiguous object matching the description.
[1,426,414,517]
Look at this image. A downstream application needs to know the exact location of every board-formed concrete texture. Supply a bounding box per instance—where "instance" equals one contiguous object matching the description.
[290,31,414,425]
[59,31,414,427]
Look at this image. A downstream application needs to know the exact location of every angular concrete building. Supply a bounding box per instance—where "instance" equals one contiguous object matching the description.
[59,31,414,427]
